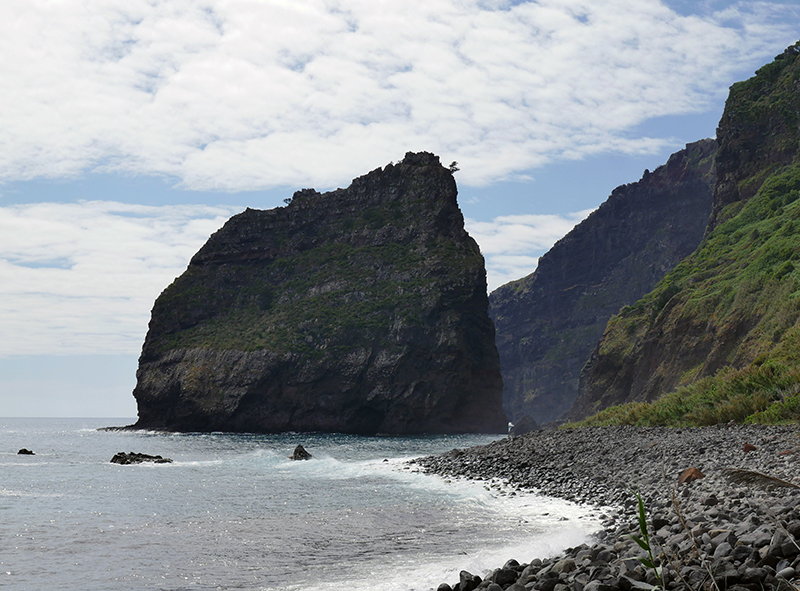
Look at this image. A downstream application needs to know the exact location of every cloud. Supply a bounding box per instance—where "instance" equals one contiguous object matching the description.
[1,0,797,191]
[465,209,593,291]
[0,201,238,356]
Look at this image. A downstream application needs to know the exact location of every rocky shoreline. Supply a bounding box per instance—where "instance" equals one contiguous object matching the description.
[410,424,800,591]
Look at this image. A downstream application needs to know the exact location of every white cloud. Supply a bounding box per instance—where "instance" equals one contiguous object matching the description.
[0,201,238,356]
[466,209,593,290]
[0,0,797,191]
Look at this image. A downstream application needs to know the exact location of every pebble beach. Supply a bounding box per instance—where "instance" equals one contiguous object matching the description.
[411,424,800,591]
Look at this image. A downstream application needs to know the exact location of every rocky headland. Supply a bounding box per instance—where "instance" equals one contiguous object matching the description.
[490,139,715,426]
[413,425,800,591]
[571,42,800,421]
[132,152,505,435]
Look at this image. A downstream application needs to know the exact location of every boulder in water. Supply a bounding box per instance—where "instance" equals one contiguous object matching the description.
[110,452,173,465]
[291,445,312,460]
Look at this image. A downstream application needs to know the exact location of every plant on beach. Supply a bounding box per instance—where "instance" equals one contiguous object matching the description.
[628,488,664,589]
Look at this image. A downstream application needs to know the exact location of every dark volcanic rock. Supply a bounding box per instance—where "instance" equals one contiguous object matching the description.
[710,42,800,230]
[509,415,540,437]
[132,152,505,435]
[111,452,173,464]
[291,445,312,460]
[490,139,716,424]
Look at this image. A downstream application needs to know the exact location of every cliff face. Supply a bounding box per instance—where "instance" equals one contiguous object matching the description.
[570,42,800,421]
[132,152,506,434]
[489,139,716,425]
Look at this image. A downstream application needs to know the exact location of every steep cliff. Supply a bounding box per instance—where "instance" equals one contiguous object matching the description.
[489,140,716,424]
[570,42,800,422]
[132,152,506,434]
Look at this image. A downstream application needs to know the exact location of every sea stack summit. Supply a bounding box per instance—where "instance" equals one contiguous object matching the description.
[132,152,506,435]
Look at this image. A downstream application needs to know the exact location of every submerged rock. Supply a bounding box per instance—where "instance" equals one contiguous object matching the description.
[132,152,505,435]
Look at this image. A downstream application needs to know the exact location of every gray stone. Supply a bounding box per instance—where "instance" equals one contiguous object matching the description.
[509,415,540,437]
[712,561,741,586]
[781,538,800,558]
[714,542,733,558]
[552,559,576,574]
[534,577,560,591]
[739,567,768,584]
[731,545,757,562]
[491,567,518,586]
[459,571,481,591]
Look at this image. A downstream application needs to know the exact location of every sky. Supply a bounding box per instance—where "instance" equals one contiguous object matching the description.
[1,0,799,418]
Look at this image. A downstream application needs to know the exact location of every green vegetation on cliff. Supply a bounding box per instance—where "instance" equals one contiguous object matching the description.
[145,159,484,360]
[570,42,800,426]
[155,238,477,357]
[570,363,800,427]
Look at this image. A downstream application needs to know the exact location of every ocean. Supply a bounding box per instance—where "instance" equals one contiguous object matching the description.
[0,418,600,591]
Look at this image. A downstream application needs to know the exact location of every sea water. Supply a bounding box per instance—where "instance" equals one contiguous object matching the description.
[0,418,600,591]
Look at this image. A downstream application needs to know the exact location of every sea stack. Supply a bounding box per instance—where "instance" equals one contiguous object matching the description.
[132,152,506,435]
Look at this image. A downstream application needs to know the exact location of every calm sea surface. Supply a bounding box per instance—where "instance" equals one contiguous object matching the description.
[0,418,599,590]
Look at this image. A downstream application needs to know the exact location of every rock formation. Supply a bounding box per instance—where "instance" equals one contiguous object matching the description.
[291,445,312,460]
[570,41,800,421]
[110,452,173,464]
[132,152,506,435]
[489,139,716,424]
